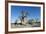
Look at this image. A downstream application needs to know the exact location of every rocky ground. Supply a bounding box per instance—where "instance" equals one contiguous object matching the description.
[11,22,40,28]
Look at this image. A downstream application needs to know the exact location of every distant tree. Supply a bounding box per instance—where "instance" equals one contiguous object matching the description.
[31,19,35,24]
[36,18,40,23]
[28,19,32,25]
[28,19,35,25]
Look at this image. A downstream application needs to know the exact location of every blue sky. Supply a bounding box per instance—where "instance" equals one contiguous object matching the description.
[11,6,41,23]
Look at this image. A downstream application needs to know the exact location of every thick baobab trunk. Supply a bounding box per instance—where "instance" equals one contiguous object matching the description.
[20,11,29,25]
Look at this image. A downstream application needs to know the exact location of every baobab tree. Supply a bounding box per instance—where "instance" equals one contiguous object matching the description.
[14,10,30,25]
[19,10,29,25]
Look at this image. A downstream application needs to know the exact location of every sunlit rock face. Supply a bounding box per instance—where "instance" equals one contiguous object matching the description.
[16,18,28,25]
[17,19,21,23]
